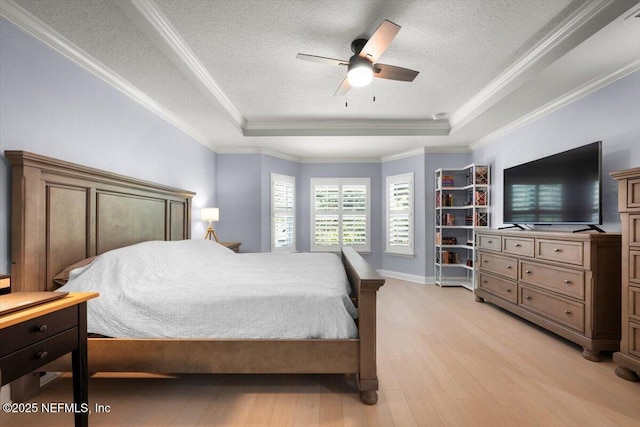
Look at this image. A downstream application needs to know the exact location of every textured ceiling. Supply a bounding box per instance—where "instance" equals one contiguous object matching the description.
[4,0,640,159]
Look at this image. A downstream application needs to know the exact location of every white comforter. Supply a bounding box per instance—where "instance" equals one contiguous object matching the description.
[58,240,359,339]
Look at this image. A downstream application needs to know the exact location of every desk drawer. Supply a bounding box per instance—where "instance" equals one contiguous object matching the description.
[536,239,584,266]
[479,252,517,279]
[503,236,534,257]
[520,261,585,300]
[477,235,501,252]
[478,272,517,304]
[0,305,77,357]
[520,285,585,333]
[0,327,78,386]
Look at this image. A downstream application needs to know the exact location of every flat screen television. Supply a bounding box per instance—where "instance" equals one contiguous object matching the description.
[503,141,602,227]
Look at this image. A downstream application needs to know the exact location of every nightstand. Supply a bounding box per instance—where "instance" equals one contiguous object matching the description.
[0,292,98,427]
[221,242,241,253]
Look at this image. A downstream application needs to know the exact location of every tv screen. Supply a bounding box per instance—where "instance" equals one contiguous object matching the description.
[503,141,602,225]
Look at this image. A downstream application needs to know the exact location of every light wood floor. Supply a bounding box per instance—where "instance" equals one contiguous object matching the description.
[2,278,639,426]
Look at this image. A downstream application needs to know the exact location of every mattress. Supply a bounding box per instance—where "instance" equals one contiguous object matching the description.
[57,240,359,339]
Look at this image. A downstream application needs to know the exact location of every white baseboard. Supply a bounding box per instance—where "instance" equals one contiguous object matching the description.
[377,270,433,284]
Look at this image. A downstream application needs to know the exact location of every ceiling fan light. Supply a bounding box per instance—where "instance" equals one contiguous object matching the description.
[347,56,374,87]
[347,66,373,87]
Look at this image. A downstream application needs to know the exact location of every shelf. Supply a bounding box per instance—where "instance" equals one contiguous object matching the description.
[434,164,490,291]
[436,263,474,271]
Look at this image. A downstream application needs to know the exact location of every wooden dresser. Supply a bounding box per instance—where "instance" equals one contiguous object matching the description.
[611,167,640,381]
[475,230,621,361]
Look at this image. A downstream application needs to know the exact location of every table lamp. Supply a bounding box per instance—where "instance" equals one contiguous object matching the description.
[201,207,220,242]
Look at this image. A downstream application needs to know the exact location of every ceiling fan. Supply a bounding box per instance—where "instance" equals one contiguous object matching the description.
[296,19,419,96]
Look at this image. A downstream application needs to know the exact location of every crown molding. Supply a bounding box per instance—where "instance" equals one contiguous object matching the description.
[117,0,246,130]
[215,147,301,163]
[381,148,426,163]
[0,0,217,151]
[470,59,640,151]
[298,156,382,164]
[450,0,632,134]
[242,119,450,137]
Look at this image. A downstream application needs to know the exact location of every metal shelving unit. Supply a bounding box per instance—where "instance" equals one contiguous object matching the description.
[434,164,490,290]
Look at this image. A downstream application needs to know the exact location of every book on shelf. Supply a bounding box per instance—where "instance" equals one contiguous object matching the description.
[442,213,456,226]
[474,190,487,206]
[441,175,455,187]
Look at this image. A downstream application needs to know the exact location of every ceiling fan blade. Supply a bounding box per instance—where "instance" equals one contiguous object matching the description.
[373,64,419,82]
[296,53,349,67]
[334,77,351,96]
[359,20,400,62]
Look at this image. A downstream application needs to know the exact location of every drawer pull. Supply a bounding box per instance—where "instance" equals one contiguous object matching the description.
[487,240,493,244]
[483,280,488,283]
[514,243,521,247]
[506,289,512,293]
[564,310,572,315]
[564,280,571,284]
[553,248,561,252]
[36,324,48,333]
[506,265,512,269]
[36,351,49,360]
[525,296,532,300]
[525,270,531,274]
[483,260,488,263]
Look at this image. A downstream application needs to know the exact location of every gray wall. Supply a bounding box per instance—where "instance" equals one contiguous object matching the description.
[0,18,217,274]
[472,70,640,233]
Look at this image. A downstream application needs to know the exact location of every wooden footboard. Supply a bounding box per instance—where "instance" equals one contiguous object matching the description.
[7,151,385,404]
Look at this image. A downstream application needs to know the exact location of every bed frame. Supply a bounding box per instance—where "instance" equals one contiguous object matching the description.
[6,150,385,404]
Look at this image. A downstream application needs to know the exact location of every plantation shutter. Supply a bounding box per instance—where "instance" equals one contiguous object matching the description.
[271,174,295,252]
[386,173,414,255]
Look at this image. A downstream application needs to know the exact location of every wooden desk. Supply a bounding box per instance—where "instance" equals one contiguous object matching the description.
[0,292,98,427]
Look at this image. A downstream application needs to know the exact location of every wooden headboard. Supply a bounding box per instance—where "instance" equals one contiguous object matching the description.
[6,151,194,292]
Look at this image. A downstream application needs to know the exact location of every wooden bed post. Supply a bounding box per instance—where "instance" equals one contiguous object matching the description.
[341,247,385,405]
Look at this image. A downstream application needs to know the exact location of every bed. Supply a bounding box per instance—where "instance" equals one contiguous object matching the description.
[5,150,385,404]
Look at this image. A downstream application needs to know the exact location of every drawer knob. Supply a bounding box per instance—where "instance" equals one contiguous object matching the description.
[564,310,572,315]
[487,240,493,244]
[36,324,48,333]
[36,351,48,360]
[506,265,512,269]
[525,270,531,274]
[483,280,488,283]
[483,260,488,263]
[525,296,532,300]
[553,248,561,252]
[564,280,571,284]
[515,243,521,247]
[506,289,512,293]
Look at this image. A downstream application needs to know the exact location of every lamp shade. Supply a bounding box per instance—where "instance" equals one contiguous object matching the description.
[201,207,219,222]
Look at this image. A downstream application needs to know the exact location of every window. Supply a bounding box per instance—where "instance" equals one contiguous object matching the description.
[271,173,295,252]
[311,178,370,252]
[386,173,414,255]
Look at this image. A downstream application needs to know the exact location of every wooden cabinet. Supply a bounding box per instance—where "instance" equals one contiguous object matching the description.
[476,230,621,361]
[611,167,640,381]
[434,164,490,290]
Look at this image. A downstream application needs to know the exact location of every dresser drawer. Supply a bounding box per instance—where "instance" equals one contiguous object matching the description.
[630,322,640,359]
[630,250,640,285]
[479,253,517,279]
[0,305,77,357]
[536,239,584,266]
[520,285,585,333]
[477,235,501,252]
[628,179,640,209]
[630,286,640,323]
[503,236,534,257]
[0,327,78,385]
[478,273,517,304]
[520,261,585,300]
[630,215,640,246]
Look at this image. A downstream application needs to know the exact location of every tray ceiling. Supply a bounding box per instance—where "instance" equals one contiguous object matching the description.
[2,0,639,160]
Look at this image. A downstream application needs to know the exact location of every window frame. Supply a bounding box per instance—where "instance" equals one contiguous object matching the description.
[270,173,296,252]
[385,172,415,256]
[310,177,371,253]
